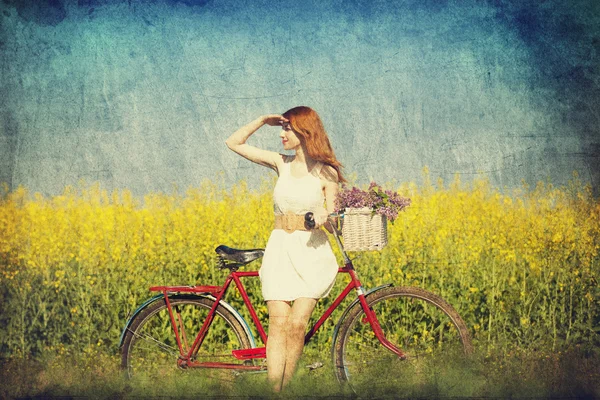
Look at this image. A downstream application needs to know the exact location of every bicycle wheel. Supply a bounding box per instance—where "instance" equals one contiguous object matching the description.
[121,295,253,379]
[332,286,473,393]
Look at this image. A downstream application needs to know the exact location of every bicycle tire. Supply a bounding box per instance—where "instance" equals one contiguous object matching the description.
[121,295,253,379]
[332,286,473,393]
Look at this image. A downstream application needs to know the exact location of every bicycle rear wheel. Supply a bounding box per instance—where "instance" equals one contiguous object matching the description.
[121,295,253,379]
[332,286,472,394]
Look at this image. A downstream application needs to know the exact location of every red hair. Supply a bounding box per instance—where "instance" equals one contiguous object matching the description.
[282,106,346,183]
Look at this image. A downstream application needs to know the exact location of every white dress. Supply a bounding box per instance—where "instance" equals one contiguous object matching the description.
[259,158,339,301]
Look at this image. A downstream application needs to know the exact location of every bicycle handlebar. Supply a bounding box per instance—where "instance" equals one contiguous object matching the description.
[304,212,316,229]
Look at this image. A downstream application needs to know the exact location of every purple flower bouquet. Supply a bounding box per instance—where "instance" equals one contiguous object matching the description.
[335,182,411,223]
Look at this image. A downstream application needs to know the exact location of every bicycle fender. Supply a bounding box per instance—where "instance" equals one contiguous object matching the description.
[119,293,165,347]
[329,283,393,353]
[118,294,257,349]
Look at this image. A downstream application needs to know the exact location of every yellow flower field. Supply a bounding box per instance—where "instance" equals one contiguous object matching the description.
[0,172,598,358]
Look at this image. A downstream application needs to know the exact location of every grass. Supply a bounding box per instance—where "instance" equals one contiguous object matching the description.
[1,346,598,399]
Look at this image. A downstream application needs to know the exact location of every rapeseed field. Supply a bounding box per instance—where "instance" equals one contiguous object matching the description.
[0,171,598,359]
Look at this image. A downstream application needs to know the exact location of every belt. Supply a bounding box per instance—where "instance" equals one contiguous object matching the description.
[274,213,312,233]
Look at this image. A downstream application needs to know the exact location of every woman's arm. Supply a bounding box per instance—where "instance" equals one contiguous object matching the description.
[323,165,340,214]
[225,115,286,171]
[314,165,339,230]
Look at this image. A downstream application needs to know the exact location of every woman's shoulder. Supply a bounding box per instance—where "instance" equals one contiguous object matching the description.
[317,163,338,183]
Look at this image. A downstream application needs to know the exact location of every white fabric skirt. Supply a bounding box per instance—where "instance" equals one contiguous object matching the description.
[259,228,338,301]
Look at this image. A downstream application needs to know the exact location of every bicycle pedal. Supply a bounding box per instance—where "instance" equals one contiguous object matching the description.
[306,361,323,370]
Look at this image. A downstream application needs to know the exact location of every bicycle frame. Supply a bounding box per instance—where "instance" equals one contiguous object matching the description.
[149,251,405,371]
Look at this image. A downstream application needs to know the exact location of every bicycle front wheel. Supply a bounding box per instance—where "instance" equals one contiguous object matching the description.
[121,295,253,379]
[333,286,473,393]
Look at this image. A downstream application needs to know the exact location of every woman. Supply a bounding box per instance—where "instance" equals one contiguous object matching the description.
[225,106,345,392]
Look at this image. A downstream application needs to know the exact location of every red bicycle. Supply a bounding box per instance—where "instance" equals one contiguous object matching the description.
[120,213,472,392]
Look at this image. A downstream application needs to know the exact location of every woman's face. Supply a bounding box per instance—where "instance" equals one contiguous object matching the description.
[280,122,302,151]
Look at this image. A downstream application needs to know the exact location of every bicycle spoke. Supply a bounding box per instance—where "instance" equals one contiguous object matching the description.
[127,327,180,355]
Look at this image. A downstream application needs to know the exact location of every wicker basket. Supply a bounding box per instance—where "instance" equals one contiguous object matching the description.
[341,207,388,251]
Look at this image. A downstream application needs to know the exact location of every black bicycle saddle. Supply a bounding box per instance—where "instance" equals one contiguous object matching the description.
[215,245,265,265]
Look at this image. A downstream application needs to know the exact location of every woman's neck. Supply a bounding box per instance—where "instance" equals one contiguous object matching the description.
[294,146,306,163]
[292,146,317,172]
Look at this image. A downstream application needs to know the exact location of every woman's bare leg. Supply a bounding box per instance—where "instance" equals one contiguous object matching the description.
[266,300,291,392]
[281,297,317,388]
